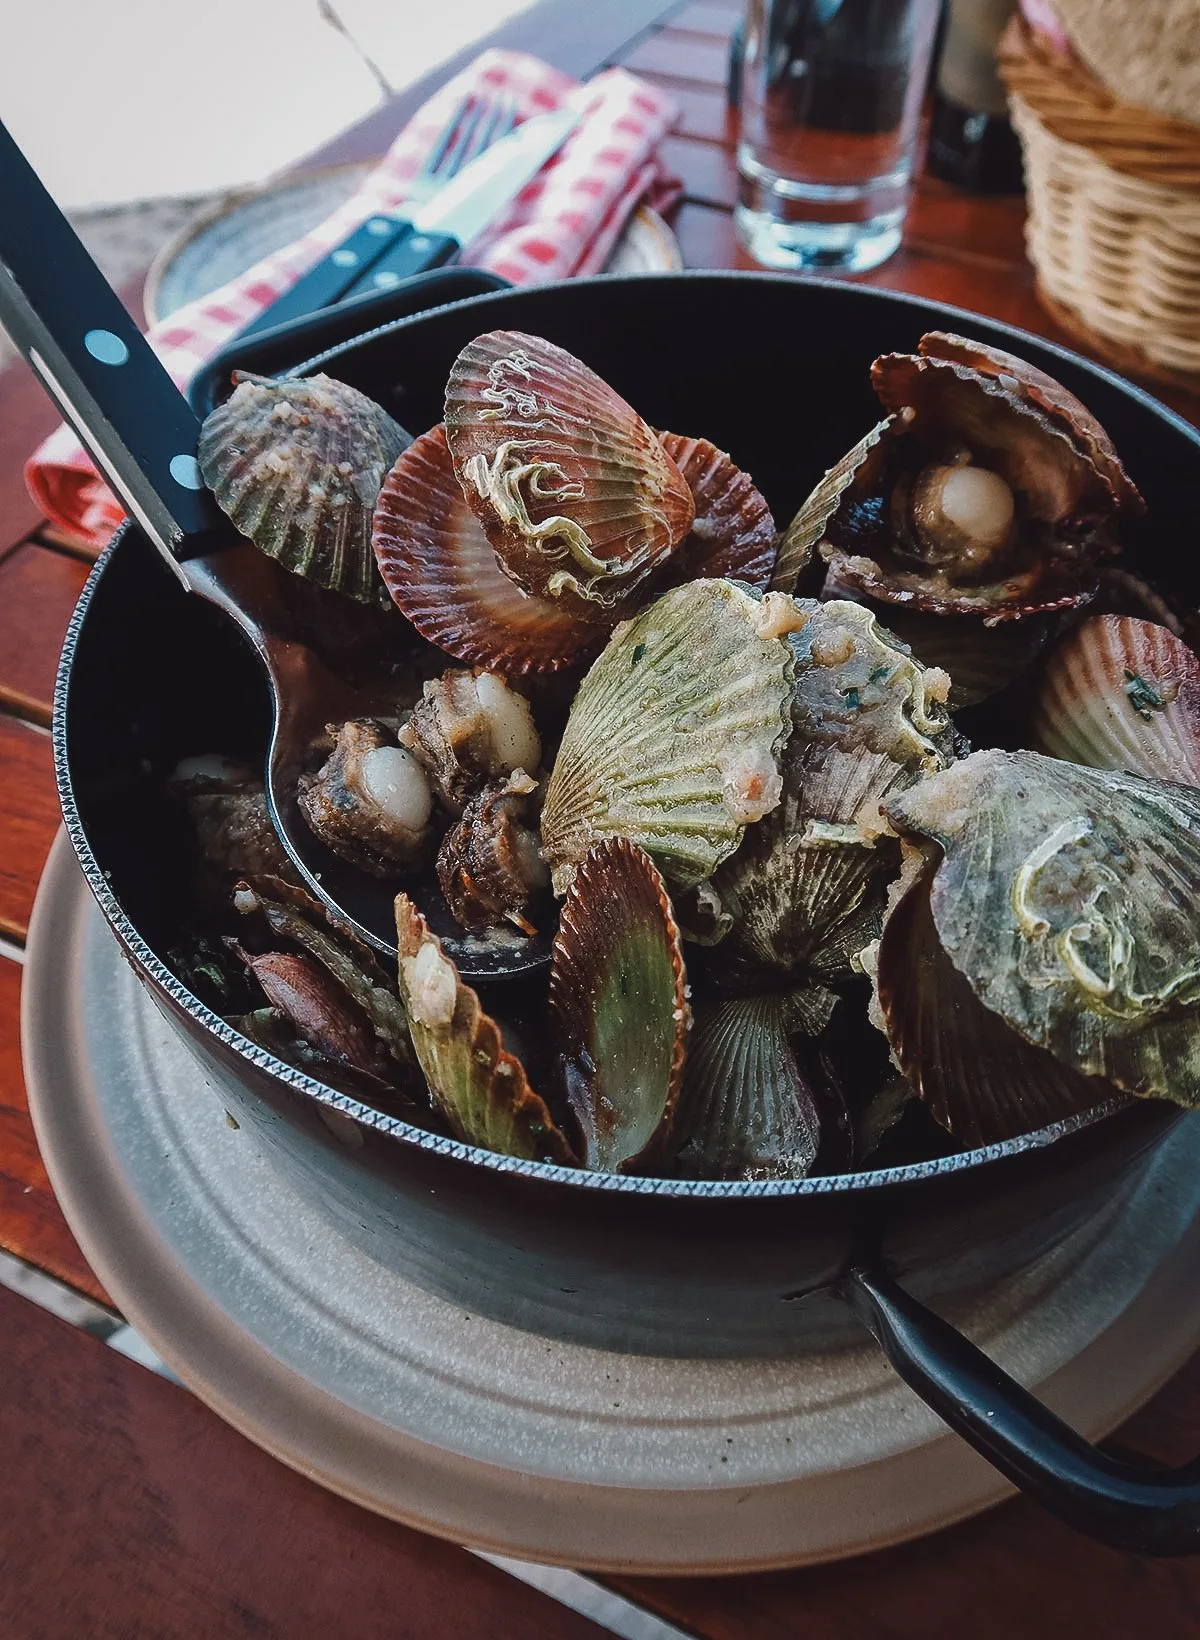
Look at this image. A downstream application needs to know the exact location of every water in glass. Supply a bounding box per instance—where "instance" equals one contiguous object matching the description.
[736,0,941,273]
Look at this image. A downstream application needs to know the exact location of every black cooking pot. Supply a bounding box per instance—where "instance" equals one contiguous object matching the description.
[55,270,1200,1554]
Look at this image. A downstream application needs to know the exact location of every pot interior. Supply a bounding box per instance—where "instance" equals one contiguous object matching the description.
[58,273,1200,1194]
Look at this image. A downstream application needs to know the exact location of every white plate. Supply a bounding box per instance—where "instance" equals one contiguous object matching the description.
[22,832,1200,1573]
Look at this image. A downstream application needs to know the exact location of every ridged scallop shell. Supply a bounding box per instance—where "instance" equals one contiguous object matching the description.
[199,373,408,603]
[918,332,1143,518]
[713,739,912,981]
[445,331,695,621]
[372,425,593,675]
[1032,616,1200,785]
[886,749,1200,1106]
[818,338,1122,621]
[548,839,688,1174]
[872,858,1115,1147]
[395,893,575,1162]
[657,432,777,588]
[672,994,827,1181]
[789,599,953,771]
[771,417,895,595]
[540,580,797,892]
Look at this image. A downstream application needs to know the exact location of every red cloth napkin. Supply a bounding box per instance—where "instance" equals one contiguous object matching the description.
[26,49,680,549]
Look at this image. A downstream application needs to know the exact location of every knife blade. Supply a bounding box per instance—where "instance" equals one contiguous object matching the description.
[340,106,580,298]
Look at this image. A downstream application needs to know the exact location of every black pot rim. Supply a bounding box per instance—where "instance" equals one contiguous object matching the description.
[55,268,1188,1200]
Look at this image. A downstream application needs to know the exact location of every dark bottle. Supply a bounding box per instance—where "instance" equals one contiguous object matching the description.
[927,0,1024,194]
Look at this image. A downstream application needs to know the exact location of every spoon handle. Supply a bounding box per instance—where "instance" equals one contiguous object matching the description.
[0,119,224,568]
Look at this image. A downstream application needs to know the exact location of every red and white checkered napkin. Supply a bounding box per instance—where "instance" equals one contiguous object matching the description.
[26,49,680,550]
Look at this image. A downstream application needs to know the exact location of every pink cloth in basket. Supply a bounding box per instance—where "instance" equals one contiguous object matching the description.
[26,49,680,549]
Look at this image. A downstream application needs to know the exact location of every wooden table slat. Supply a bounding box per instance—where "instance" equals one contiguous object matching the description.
[0,716,63,944]
[0,1283,611,1640]
[0,542,90,725]
[621,28,733,87]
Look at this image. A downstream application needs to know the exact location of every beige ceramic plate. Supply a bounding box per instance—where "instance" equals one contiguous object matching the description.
[144,162,681,325]
[22,832,1200,1573]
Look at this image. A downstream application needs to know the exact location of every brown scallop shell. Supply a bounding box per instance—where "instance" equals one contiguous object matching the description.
[395,893,575,1163]
[772,418,895,595]
[917,333,1144,518]
[445,331,695,621]
[1031,615,1200,784]
[548,839,689,1175]
[372,425,594,676]
[817,342,1122,621]
[873,861,1115,1148]
[657,431,777,588]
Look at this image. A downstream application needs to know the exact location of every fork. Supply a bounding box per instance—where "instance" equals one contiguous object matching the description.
[236,90,519,340]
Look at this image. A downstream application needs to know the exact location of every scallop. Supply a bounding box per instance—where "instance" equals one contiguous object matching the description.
[398,668,542,813]
[883,749,1200,1108]
[1032,615,1200,785]
[395,893,575,1163]
[199,372,408,602]
[298,719,434,877]
[372,424,594,675]
[540,580,797,892]
[657,431,777,588]
[548,839,689,1174]
[445,331,695,621]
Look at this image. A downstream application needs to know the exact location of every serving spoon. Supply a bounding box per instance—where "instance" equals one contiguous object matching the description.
[0,119,552,981]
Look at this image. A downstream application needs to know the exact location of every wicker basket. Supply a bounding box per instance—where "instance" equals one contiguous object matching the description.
[998,16,1200,388]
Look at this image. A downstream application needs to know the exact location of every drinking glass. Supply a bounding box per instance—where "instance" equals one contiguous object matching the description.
[736,0,941,273]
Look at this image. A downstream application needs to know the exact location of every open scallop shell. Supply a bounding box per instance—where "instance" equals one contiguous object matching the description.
[1032,616,1200,785]
[372,425,593,675]
[199,373,408,603]
[816,339,1123,621]
[672,993,829,1181]
[713,739,912,981]
[918,332,1143,518]
[394,894,575,1162]
[548,839,688,1174]
[872,858,1115,1147]
[445,331,694,621]
[772,417,895,595]
[540,580,797,892]
[886,749,1200,1106]
[657,432,777,588]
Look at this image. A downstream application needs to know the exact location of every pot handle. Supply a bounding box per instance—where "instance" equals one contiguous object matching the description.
[842,1264,1200,1556]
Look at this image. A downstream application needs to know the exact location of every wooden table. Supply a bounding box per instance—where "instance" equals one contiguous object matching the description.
[2,2,1199,1634]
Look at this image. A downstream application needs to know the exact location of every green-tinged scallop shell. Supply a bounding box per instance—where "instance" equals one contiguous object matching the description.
[871,858,1116,1146]
[886,749,1200,1106]
[395,893,575,1162]
[540,580,797,892]
[789,599,953,771]
[445,331,694,622]
[672,994,828,1181]
[548,839,689,1174]
[713,739,914,981]
[199,373,408,603]
[1032,616,1200,785]
[771,417,895,595]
